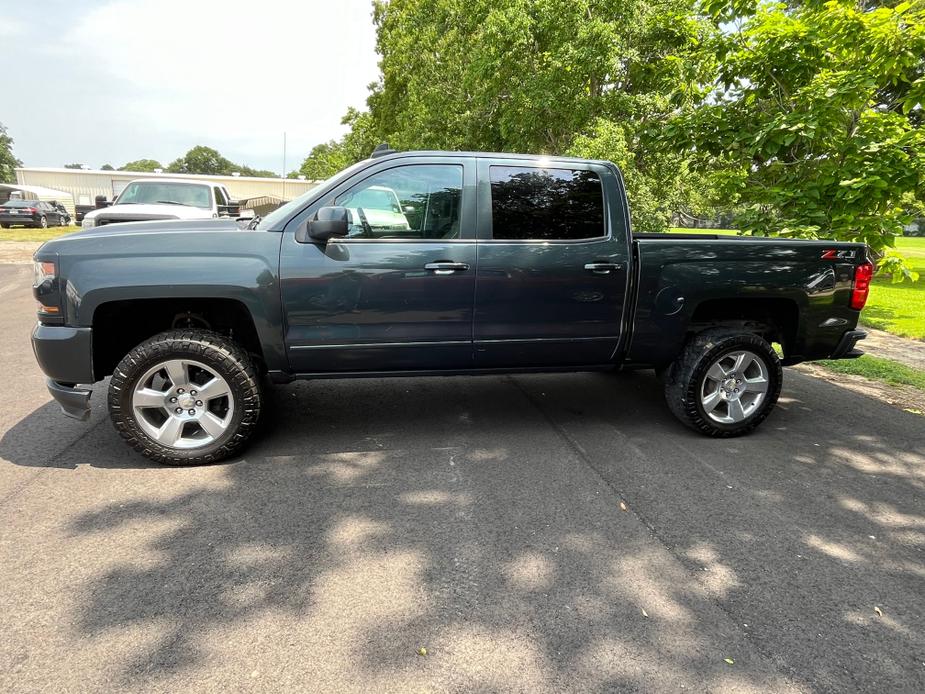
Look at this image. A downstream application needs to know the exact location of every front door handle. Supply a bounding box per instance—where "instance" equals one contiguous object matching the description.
[584,262,623,274]
[425,262,470,275]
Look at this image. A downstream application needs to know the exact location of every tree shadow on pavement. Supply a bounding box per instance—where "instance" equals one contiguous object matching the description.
[40,371,925,691]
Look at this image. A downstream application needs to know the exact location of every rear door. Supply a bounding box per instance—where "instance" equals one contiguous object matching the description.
[473,158,630,367]
[280,156,478,373]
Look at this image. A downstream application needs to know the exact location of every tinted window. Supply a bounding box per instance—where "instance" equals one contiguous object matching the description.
[335,164,463,239]
[490,166,604,241]
[213,187,227,206]
[2,200,34,208]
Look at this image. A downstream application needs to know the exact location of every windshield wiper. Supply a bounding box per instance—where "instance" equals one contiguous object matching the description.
[155,200,193,206]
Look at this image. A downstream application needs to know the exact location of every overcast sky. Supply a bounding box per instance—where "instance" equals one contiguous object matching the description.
[1,0,380,173]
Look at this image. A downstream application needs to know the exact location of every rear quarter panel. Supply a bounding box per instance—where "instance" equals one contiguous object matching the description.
[628,238,867,365]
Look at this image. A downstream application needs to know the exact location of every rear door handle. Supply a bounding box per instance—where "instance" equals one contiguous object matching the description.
[584,262,623,274]
[425,262,470,275]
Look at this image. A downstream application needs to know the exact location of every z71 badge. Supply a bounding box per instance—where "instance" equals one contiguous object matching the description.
[821,249,858,260]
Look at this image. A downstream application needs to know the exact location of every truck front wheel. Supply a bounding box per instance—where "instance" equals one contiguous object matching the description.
[108,330,262,465]
[664,329,782,437]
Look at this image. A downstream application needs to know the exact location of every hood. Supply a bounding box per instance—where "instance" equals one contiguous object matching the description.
[84,203,215,220]
[66,217,243,239]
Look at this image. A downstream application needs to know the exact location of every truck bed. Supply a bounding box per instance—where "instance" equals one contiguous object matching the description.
[627,234,868,365]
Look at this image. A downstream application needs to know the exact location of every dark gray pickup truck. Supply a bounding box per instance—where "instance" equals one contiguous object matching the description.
[31,149,872,464]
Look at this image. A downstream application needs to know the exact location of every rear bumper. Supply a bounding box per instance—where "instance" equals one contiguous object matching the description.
[0,215,39,225]
[46,379,92,421]
[829,329,867,360]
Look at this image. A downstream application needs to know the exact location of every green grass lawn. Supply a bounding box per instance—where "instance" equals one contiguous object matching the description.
[863,237,925,340]
[817,354,925,393]
[0,224,81,243]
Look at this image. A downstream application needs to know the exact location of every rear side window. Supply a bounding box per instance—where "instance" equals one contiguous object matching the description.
[489,166,605,241]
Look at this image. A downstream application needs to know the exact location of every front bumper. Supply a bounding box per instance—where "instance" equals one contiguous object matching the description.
[32,324,95,420]
[46,379,92,421]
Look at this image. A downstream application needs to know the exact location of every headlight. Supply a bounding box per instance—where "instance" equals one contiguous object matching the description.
[33,260,56,286]
[81,217,96,228]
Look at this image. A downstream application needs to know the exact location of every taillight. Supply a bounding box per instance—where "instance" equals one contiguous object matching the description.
[26,207,37,213]
[851,261,874,310]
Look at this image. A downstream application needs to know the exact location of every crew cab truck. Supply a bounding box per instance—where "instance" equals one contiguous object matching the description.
[31,149,872,465]
[80,178,240,228]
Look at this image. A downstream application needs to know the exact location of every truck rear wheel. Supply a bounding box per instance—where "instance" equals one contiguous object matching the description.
[108,330,262,465]
[664,329,782,437]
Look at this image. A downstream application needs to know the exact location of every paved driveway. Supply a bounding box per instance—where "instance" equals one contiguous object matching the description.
[0,264,922,693]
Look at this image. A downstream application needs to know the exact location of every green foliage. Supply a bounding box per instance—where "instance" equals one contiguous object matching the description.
[670,0,925,279]
[298,0,717,229]
[297,108,380,180]
[100,164,114,171]
[0,123,20,182]
[167,146,235,175]
[63,163,84,169]
[119,159,163,172]
[167,145,277,178]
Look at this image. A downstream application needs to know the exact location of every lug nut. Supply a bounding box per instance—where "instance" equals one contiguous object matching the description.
[188,409,196,415]
[175,407,182,414]
[177,388,185,394]
[734,389,739,393]
[190,390,197,396]
[196,400,203,406]
[170,396,177,403]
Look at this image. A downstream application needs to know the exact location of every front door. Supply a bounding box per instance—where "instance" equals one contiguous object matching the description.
[280,159,477,373]
[473,159,630,367]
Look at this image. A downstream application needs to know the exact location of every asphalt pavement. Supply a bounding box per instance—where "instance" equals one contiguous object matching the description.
[0,263,922,693]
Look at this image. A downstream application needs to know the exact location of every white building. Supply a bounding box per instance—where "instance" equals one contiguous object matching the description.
[12,167,319,216]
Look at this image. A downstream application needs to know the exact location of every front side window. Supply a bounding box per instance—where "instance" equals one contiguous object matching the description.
[335,164,463,239]
[213,187,227,206]
[490,166,605,241]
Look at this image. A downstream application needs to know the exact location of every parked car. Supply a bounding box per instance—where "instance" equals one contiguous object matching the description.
[52,202,71,226]
[81,179,240,228]
[32,148,871,465]
[0,199,68,228]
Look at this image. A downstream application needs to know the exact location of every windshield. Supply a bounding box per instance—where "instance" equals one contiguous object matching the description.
[256,159,371,230]
[1,199,36,207]
[116,182,212,209]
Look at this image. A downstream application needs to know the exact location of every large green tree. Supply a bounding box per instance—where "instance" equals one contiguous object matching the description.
[119,159,164,172]
[672,0,925,279]
[0,123,21,182]
[296,108,380,180]
[299,0,717,231]
[167,146,276,178]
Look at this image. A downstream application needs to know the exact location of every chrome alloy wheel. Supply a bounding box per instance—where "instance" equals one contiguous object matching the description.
[131,359,234,449]
[700,350,769,424]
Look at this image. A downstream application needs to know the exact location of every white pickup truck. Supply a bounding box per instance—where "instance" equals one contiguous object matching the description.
[81,178,242,228]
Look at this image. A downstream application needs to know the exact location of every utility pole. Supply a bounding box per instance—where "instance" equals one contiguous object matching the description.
[282,132,287,179]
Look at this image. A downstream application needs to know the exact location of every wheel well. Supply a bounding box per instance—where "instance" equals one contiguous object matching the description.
[689,298,798,355]
[92,298,265,379]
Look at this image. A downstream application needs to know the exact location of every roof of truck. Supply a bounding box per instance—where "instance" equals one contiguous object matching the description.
[126,178,216,186]
[369,150,614,167]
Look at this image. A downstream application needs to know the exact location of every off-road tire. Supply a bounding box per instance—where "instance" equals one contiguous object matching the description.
[664,328,782,437]
[109,330,262,465]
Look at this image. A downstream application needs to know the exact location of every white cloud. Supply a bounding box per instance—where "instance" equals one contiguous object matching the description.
[54,0,380,170]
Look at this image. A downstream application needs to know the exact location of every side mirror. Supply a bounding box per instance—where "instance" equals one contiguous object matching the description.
[299,206,350,243]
